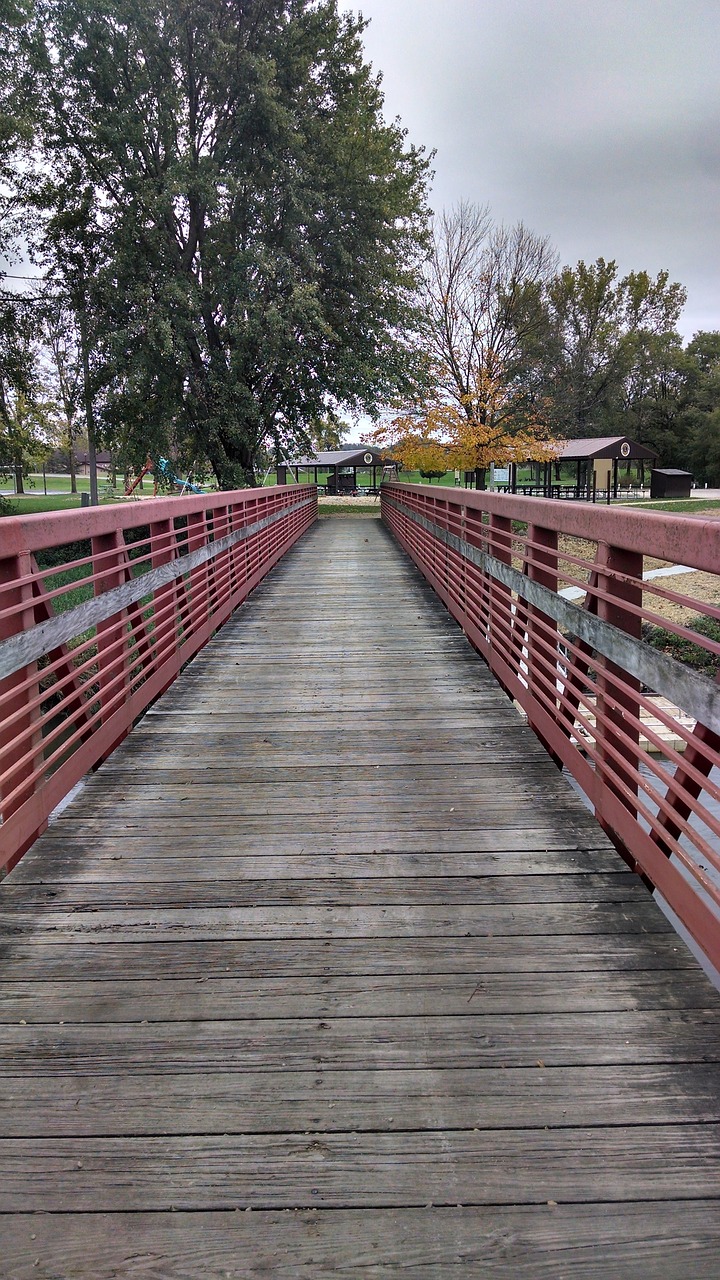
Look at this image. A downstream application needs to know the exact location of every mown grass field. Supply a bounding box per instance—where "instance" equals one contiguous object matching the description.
[623,498,720,515]
[1,493,102,515]
[4,472,720,521]
[318,502,379,515]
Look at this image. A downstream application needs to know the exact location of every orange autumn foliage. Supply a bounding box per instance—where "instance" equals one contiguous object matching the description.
[369,365,558,476]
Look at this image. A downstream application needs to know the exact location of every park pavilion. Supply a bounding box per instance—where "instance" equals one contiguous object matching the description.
[279,446,395,494]
[492,436,658,500]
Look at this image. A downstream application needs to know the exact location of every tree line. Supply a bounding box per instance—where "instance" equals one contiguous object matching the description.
[1,1,718,498]
[374,203,720,487]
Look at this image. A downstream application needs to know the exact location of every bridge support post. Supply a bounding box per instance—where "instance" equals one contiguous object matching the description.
[526,525,561,767]
[487,512,514,694]
[0,552,45,858]
[91,529,131,762]
[595,542,643,827]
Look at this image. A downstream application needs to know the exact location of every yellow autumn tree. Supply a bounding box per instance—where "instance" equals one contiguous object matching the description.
[369,359,558,488]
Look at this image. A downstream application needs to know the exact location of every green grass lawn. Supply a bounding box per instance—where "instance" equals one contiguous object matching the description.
[42,561,95,612]
[2,468,161,514]
[4,472,93,494]
[9,471,718,521]
[29,473,93,493]
[1,471,104,515]
[318,502,380,515]
[0,492,115,516]
[619,498,720,515]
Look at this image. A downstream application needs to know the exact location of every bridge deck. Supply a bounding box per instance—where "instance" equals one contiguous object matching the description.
[2,515,720,1276]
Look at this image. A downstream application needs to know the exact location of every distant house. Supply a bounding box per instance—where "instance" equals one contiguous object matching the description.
[45,447,113,474]
[75,450,113,473]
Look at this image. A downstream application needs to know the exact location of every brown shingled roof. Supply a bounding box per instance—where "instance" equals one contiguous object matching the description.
[286,447,391,467]
[554,436,657,461]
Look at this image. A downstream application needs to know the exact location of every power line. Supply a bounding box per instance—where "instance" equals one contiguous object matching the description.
[0,293,47,305]
[1,268,49,306]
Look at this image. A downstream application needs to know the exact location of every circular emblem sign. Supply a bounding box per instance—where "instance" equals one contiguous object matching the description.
[363,452,374,464]
[620,442,631,458]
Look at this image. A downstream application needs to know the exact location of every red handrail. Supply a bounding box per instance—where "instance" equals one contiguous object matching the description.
[0,486,317,871]
[382,481,720,972]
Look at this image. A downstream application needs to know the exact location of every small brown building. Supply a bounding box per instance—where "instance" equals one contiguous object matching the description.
[650,468,693,500]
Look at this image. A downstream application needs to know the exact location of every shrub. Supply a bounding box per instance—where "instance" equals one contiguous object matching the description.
[642,616,720,675]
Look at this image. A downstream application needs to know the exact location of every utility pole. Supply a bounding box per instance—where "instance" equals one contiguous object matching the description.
[77,284,99,506]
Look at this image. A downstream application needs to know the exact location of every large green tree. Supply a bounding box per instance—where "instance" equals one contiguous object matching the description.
[680,332,720,485]
[0,294,58,495]
[1,0,38,447]
[31,0,431,487]
[0,0,34,157]
[42,300,84,492]
[0,293,40,503]
[538,259,687,440]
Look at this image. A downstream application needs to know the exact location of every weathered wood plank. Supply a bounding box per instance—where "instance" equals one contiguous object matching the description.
[73,774,585,803]
[0,933,697,982]
[47,810,600,832]
[1,871,645,909]
[0,969,708,1025]
[2,1010,719,1075]
[90,760,563,785]
[14,826,612,856]
[108,729,551,753]
[5,1203,720,1279]
[2,1127,720,1212]
[2,1062,719,1137]
[0,899,671,944]
[6,850,626,886]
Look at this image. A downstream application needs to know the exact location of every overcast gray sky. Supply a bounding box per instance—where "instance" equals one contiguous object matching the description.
[342,0,720,339]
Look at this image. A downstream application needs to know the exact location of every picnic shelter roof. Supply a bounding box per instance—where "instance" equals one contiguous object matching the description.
[555,436,657,461]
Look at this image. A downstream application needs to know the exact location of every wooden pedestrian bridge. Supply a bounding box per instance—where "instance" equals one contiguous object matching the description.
[2,482,720,1276]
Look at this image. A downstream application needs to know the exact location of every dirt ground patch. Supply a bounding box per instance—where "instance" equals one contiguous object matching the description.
[319,494,381,505]
[507,534,719,627]
[642,571,720,627]
[555,537,719,626]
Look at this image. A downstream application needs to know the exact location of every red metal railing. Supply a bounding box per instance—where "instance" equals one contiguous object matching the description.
[383,481,720,972]
[0,485,316,871]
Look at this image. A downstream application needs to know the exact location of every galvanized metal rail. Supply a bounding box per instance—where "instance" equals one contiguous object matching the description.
[1,505,720,1274]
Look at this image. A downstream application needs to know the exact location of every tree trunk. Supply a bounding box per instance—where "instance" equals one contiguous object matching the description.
[474,467,487,491]
[14,461,24,495]
[69,443,77,494]
[208,437,257,490]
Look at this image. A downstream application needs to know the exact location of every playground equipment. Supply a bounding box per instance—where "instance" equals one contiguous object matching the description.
[261,454,301,487]
[125,456,203,497]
